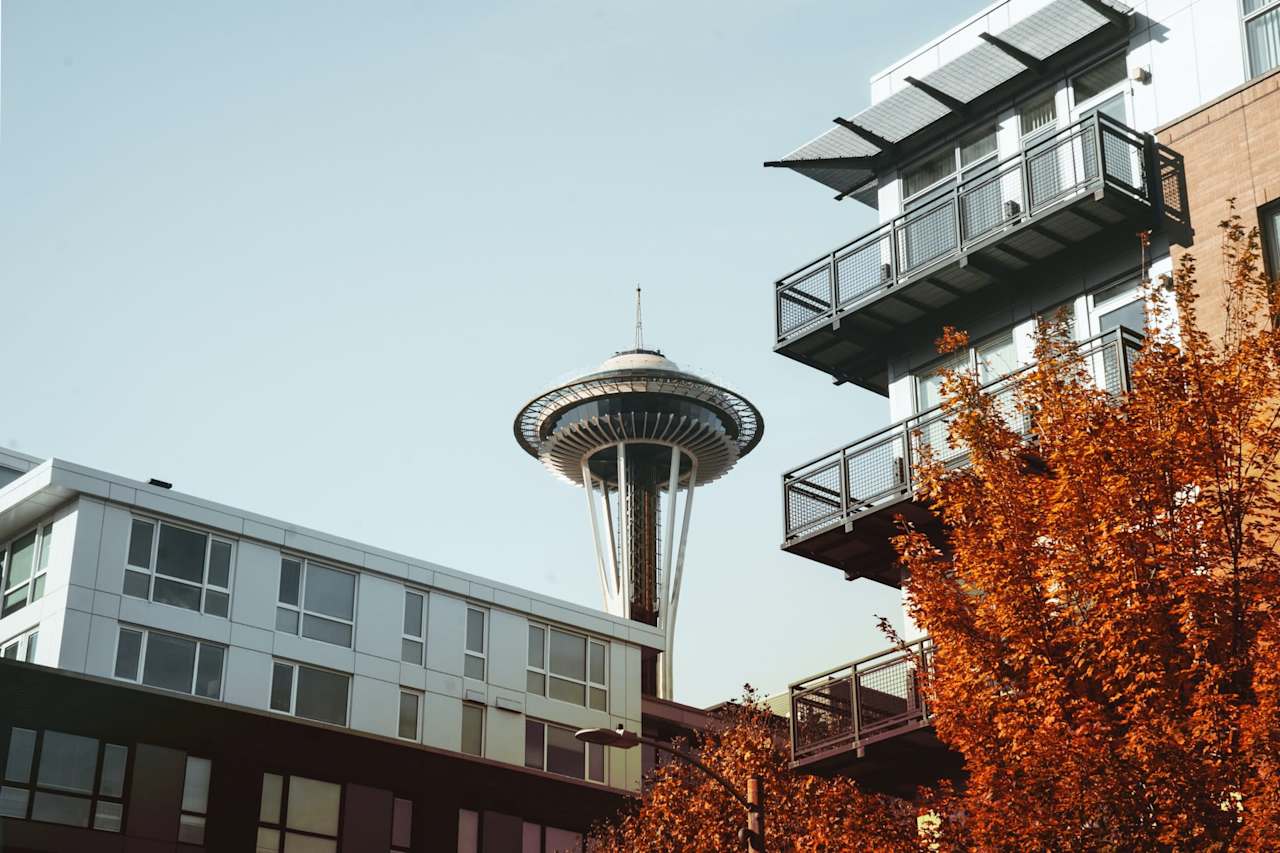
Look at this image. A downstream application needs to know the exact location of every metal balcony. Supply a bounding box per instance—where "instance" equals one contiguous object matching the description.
[789,638,960,792]
[774,114,1155,394]
[782,327,1143,584]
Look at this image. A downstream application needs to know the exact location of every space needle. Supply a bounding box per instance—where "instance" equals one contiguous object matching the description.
[514,291,763,699]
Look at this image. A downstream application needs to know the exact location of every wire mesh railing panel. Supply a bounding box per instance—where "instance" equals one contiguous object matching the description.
[959,164,1022,244]
[792,676,855,755]
[784,459,843,539]
[777,265,834,340]
[856,651,923,736]
[1101,123,1147,197]
[845,434,908,507]
[896,199,959,275]
[835,231,894,308]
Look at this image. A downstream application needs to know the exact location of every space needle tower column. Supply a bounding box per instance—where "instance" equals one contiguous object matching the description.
[514,294,763,699]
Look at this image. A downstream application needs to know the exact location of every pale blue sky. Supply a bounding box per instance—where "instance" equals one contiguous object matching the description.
[2,0,979,706]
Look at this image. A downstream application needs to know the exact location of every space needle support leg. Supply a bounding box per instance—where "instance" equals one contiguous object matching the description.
[665,459,697,700]
[583,462,616,615]
[616,442,630,620]
[658,447,681,699]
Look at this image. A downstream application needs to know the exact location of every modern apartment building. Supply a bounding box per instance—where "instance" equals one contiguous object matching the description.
[0,448,665,851]
[768,0,1278,793]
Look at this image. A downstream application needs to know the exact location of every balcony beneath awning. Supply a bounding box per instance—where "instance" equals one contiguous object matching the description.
[773,114,1155,395]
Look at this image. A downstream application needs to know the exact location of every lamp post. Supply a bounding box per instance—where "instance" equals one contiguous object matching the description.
[576,726,765,852]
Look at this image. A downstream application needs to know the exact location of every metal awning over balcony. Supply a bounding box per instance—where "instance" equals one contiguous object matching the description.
[767,0,1133,198]
[781,327,1142,584]
[789,638,961,793]
[774,114,1154,395]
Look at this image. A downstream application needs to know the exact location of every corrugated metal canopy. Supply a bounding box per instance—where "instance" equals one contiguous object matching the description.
[768,0,1131,197]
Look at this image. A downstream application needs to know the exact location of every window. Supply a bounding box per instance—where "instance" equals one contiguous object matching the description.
[901,125,998,205]
[527,624,607,711]
[269,661,349,726]
[464,608,486,680]
[1072,54,1127,104]
[257,773,341,853]
[392,797,413,853]
[398,690,421,741]
[0,728,128,832]
[461,702,484,756]
[123,518,232,617]
[902,147,956,200]
[276,557,356,648]
[1262,202,1280,282]
[1091,279,1146,334]
[959,125,998,171]
[402,590,425,665]
[113,627,225,700]
[1245,0,1280,78]
[179,756,211,844]
[2,524,52,618]
[1020,90,1058,138]
[524,719,605,783]
[1,628,38,663]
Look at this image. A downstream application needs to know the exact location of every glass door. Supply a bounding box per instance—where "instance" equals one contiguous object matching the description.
[1070,54,1135,190]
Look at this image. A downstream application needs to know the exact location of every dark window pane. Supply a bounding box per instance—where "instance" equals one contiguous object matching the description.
[401,639,423,665]
[142,633,197,694]
[270,664,294,712]
[203,590,229,618]
[100,744,128,798]
[398,693,419,740]
[549,677,586,706]
[295,666,349,726]
[545,725,584,779]
[93,800,123,832]
[36,525,52,571]
[31,574,45,601]
[24,634,37,663]
[1073,54,1126,102]
[6,531,35,589]
[37,731,98,794]
[303,565,355,620]
[302,614,352,647]
[127,520,154,569]
[4,728,36,783]
[549,630,585,681]
[153,578,201,611]
[588,743,605,783]
[276,607,299,633]
[207,541,232,587]
[114,629,143,680]
[466,610,484,653]
[461,704,483,756]
[0,786,29,818]
[178,814,206,844]
[122,570,150,600]
[1099,299,1146,334]
[392,798,413,847]
[156,524,207,584]
[1,644,15,659]
[589,687,607,712]
[182,757,211,813]
[524,720,544,769]
[1,588,27,618]
[403,592,423,636]
[31,791,91,827]
[528,626,544,668]
[195,644,225,699]
[279,559,301,605]
[464,654,485,681]
[589,643,606,684]
[527,671,545,695]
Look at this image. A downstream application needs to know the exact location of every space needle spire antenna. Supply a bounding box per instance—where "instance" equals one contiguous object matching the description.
[514,298,763,699]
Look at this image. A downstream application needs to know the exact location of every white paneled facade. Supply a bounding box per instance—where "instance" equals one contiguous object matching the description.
[0,452,659,794]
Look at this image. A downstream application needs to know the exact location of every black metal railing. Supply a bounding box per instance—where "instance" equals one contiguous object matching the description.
[782,327,1143,544]
[790,637,934,763]
[775,113,1151,343]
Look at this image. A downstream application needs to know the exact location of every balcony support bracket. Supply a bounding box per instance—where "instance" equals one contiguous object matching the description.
[833,117,895,154]
[903,76,967,115]
[977,32,1046,75]
[1078,0,1131,30]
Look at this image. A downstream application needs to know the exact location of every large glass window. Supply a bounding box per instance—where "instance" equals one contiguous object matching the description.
[398,690,421,741]
[0,727,128,832]
[113,626,225,699]
[464,608,486,680]
[461,702,484,756]
[1246,0,1280,78]
[276,558,356,648]
[1072,54,1127,104]
[180,756,211,844]
[1020,90,1058,138]
[1,628,38,663]
[524,719,605,783]
[2,524,52,618]
[269,661,349,726]
[257,773,341,853]
[902,147,956,200]
[402,590,425,665]
[123,518,232,617]
[527,624,607,711]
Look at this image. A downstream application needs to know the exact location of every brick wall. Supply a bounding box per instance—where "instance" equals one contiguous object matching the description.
[1157,69,1280,334]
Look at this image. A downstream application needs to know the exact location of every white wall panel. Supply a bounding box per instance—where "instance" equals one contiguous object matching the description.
[231,541,282,631]
[425,594,466,678]
[354,572,402,662]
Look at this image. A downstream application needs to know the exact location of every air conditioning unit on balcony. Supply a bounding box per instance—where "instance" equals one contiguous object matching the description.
[1004,200,1022,219]
[880,263,892,282]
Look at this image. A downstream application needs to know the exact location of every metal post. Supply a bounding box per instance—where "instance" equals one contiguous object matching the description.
[665,460,697,699]
[746,776,765,853]
[582,463,617,615]
[616,442,630,620]
[658,448,681,699]
[828,250,839,316]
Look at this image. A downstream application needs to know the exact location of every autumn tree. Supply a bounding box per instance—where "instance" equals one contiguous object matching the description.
[896,211,1280,850]
[588,688,919,851]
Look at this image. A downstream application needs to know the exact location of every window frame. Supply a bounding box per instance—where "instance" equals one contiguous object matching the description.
[460,701,485,756]
[464,607,487,681]
[178,755,211,845]
[122,516,234,619]
[0,727,131,833]
[1243,0,1280,79]
[1,627,39,663]
[1,522,54,619]
[900,124,999,207]
[256,772,345,853]
[401,589,426,665]
[526,623,608,711]
[397,689,422,742]
[275,556,357,649]
[524,718,606,784]
[268,660,351,727]
[111,625,226,700]
[1260,200,1280,283]
[914,330,1019,413]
